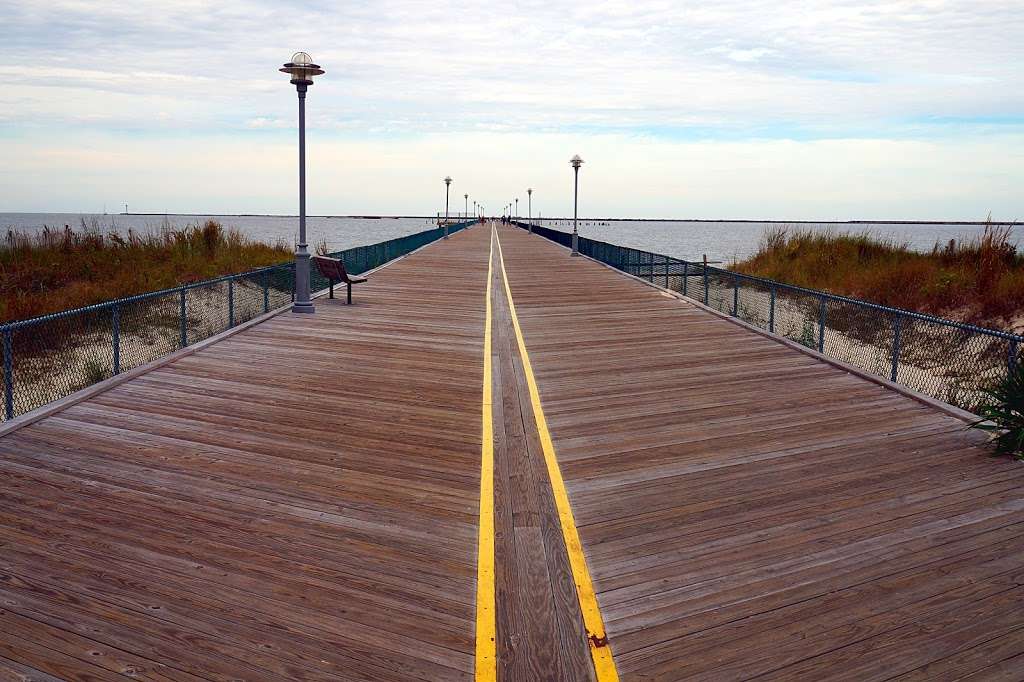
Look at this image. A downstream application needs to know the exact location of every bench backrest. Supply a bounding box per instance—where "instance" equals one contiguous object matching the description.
[312,255,352,283]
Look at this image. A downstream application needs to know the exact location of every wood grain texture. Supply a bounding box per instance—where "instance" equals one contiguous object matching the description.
[6,221,1024,681]
[494,224,1024,681]
[490,245,595,681]
[0,226,492,682]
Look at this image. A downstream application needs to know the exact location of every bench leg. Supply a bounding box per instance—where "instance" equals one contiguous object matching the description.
[329,280,335,299]
[347,283,352,304]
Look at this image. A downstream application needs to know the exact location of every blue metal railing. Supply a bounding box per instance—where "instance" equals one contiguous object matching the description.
[0,220,477,420]
[515,220,1022,412]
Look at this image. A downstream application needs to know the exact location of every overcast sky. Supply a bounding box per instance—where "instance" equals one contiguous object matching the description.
[2,0,1022,220]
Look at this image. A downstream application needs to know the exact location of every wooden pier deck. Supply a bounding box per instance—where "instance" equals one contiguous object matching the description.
[2,223,1024,680]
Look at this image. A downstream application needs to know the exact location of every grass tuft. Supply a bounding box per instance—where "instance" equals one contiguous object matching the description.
[0,220,291,323]
[732,220,1024,330]
[971,360,1024,458]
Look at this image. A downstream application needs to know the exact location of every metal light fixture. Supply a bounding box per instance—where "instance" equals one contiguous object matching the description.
[570,155,583,256]
[527,188,533,233]
[443,176,452,239]
[280,52,325,313]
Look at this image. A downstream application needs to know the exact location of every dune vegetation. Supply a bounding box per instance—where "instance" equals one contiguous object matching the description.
[0,219,291,323]
[732,222,1024,333]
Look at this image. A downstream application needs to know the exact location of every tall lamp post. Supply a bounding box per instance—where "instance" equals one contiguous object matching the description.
[515,197,519,222]
[464,193,469,219]
[570,154,583,256]
[281,52,325,313]
[443,176,452,239]
[527,188,533,233]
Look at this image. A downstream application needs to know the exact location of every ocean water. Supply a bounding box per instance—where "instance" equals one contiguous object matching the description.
[534,219,1023,263]
[0,213,445,254]
[1,213,1019,263]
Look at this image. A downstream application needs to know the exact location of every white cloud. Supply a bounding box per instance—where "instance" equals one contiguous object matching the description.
[0,0,1022,218]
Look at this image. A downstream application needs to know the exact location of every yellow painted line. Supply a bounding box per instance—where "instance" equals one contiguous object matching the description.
[494,230,620,681]
[474,225,497,681]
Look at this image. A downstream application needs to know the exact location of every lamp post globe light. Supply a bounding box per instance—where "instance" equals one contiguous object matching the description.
[443,176,452,239]
[570,154,583,256]
[280,52,325,313]
[527,188,533,233]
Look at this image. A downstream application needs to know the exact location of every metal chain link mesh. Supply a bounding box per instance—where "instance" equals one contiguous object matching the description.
[517,221,1022,413]
[1,220,476,420]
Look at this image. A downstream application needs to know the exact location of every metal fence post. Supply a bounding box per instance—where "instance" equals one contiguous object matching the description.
[179,288,187,348]
[2,327,12,421]
[702,255,709,306]
[1010,339,1019,374]
[769,285,776,333]
[263,272,270,313]
[112,304,121,375]
[228,279,235,329]
[891,313,903,382]
[817,296,827,353]
[682,261,689,297]
[732,274,739,317]
[664,258,670,288]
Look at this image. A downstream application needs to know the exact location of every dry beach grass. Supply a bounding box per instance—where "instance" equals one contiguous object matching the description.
[0,219,291,323]
[733,222,1024,334]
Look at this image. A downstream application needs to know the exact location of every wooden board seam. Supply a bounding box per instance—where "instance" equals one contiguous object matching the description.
[495,229,621,682]
[0,233,459,440]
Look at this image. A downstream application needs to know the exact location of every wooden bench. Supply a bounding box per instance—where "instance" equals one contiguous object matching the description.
[312,255,367,304]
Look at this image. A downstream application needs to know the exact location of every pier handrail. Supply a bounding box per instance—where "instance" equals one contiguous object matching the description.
[515,220,1022,412]
[0,219,478,420]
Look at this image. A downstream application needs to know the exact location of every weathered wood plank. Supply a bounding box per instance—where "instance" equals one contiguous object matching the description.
[0,225,493,681]
[494,224,1024,681]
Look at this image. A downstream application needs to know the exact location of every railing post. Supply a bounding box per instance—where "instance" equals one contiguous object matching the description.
[702,255,709,306]
[228,279,235,329]
[263,272,270,313]
[3,327,12,421]
[769,285,776,333]
[112,304,121,375]
[682,261,689,296]
[179,288,187,348]
[817,295,827,353]
[891,312,903,382]
[664,258,670,288]
[1010,339,1019,375]
[732,274,739,317]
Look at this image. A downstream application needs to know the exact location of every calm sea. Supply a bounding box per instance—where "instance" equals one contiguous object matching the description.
[1,213,1019,263]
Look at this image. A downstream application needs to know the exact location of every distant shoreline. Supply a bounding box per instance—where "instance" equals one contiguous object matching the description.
[103,213,1015,226]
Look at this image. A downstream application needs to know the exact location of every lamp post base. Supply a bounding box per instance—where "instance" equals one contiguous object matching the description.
[292,302,316,314]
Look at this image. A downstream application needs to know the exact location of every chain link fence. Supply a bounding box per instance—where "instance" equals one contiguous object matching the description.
[1,220,476,420]
[515,221,1021,413]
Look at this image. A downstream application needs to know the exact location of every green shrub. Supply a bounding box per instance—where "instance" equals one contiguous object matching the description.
[971,360,1024,459]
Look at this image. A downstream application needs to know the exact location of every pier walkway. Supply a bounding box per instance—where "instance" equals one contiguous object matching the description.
[2,223,1023,680]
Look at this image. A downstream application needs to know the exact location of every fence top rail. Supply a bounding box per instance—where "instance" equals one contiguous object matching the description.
[514,221,1024,344]
[0,220,477,333]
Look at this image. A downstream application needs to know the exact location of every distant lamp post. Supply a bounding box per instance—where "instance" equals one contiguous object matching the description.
[280,51,325,314]
[527,188,533,233]
[444,176,452,239]
[570,154,583,256]
[464,193,469,219]
[515,197,519,222]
